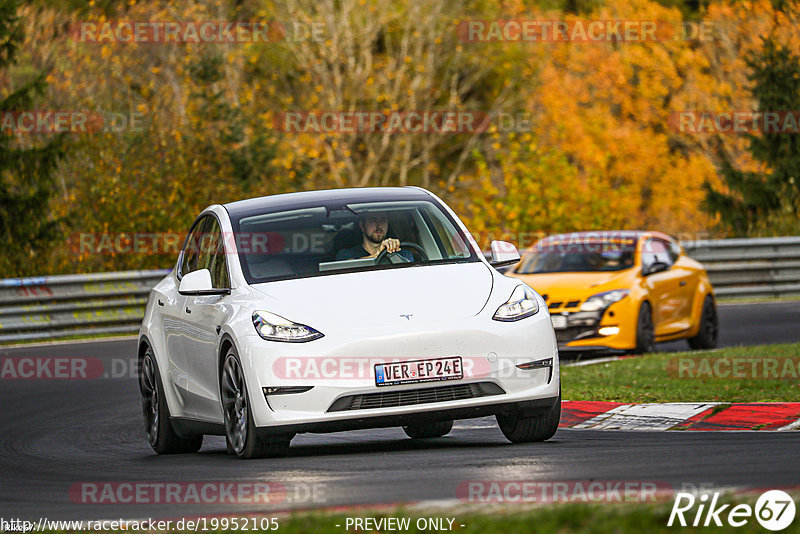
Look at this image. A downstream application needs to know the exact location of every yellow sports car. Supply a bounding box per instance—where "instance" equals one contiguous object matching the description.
[507,231,717,354]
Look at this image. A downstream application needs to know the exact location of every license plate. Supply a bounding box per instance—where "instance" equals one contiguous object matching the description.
[374,356,463,387]
[551,315,568,330]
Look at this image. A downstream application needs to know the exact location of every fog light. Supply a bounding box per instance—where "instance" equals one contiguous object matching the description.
[516,358,554,384]
[598,326,620,336]
[516,358,553,370]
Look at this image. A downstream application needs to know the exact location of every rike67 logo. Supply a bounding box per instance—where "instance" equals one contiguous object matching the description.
[668,490,796,531]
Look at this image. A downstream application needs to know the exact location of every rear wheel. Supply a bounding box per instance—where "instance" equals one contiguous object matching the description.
[403,420,453,439]
[688,296,718,350]
[496,395,560,443]
[634,302,656,354]
[139,347,203,454]
[221,347,292,459]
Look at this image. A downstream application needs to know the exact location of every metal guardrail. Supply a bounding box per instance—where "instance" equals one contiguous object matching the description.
[0,270,169,344]
[682,236,800,300]
[0,236,797,344]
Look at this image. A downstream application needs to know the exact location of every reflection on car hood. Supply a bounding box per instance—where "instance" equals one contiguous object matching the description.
[249,262,494,329]
[509,270,633,300]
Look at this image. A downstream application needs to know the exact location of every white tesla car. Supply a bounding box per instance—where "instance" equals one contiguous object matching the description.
[138,187,560,458]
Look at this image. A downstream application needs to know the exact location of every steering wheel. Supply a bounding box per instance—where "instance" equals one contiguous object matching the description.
[375,242,428,265]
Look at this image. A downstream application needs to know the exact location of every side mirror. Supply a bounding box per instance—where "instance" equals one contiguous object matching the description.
[643,261,669,276]
[489,240,521,268]
[179,269,230,295]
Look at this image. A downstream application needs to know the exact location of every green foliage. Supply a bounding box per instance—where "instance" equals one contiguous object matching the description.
[2,0,798,276]
[0,0,65,277]
[563,343,800,403]
[704,38,800,236]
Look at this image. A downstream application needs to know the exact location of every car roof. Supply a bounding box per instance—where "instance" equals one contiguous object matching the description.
[540,230,674,244]
[223,187,433,220]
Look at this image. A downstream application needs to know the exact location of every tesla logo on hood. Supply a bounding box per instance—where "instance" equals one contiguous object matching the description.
[400,314,414,320]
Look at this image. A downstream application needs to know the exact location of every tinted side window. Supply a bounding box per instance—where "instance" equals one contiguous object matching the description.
[201,218,230,289]
[641,238,672,270]
[668,241,681,263]
[180,216,213,278]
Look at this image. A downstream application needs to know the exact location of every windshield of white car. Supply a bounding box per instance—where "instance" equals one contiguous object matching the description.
[230,199,478,284]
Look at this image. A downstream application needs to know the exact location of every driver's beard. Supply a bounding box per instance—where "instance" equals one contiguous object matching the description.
[365,230,385,245]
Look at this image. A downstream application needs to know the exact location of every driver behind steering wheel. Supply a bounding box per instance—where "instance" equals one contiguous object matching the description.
[335,211,414,262]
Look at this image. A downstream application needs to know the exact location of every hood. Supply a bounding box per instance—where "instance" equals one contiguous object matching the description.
[509,270,634,301]
[249,262,494,331]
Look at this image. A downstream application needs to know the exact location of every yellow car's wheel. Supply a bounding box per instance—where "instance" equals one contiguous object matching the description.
[688,296,718,350]
[634,302,656,354]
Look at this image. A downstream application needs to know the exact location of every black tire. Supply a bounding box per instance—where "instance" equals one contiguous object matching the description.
[220,346,292,459]
[139,347,203,454]
[403,420,454,439]
[634,301,656,354]
[688,295,718,350]
[496,395,561,443]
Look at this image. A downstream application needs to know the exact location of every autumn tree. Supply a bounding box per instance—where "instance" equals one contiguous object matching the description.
[704,38,800,235]
[260,0,523,189]
[0,0,65,277]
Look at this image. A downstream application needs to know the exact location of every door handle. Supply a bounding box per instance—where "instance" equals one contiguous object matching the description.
[679,280,687,287]
[157,299,164,306]
[185,307,192,314]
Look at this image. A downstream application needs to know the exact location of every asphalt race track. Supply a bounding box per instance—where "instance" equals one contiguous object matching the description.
[1,301,799,521]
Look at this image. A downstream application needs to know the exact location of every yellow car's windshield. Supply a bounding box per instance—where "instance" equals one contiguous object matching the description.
[516,246,635,274]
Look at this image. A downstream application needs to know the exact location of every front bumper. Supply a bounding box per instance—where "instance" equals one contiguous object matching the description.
[550,298,636,352]
[254,396,560,437]
[236,310,560,431]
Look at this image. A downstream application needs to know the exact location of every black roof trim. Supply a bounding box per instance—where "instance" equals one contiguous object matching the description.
[224,187,433,220]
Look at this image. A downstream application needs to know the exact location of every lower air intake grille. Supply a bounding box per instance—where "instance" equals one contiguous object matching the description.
[327,382,505,412]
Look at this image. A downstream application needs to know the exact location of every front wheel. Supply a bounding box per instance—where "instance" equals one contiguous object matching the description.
[139,348,203,454]
[634,301,656,354]
[403,420,453,439]
[688,296,718,350]
[221,347,292,459]
[496,395,560,443]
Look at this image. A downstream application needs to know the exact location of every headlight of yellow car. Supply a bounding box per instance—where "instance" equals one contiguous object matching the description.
[580,289,629,312]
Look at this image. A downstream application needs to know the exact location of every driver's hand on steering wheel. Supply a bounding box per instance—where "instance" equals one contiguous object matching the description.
[375,238,401,256]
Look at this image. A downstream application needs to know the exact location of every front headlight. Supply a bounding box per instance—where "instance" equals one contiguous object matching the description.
[580,290,629,312]
[493,285,540,322]
[252,311,324,342]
